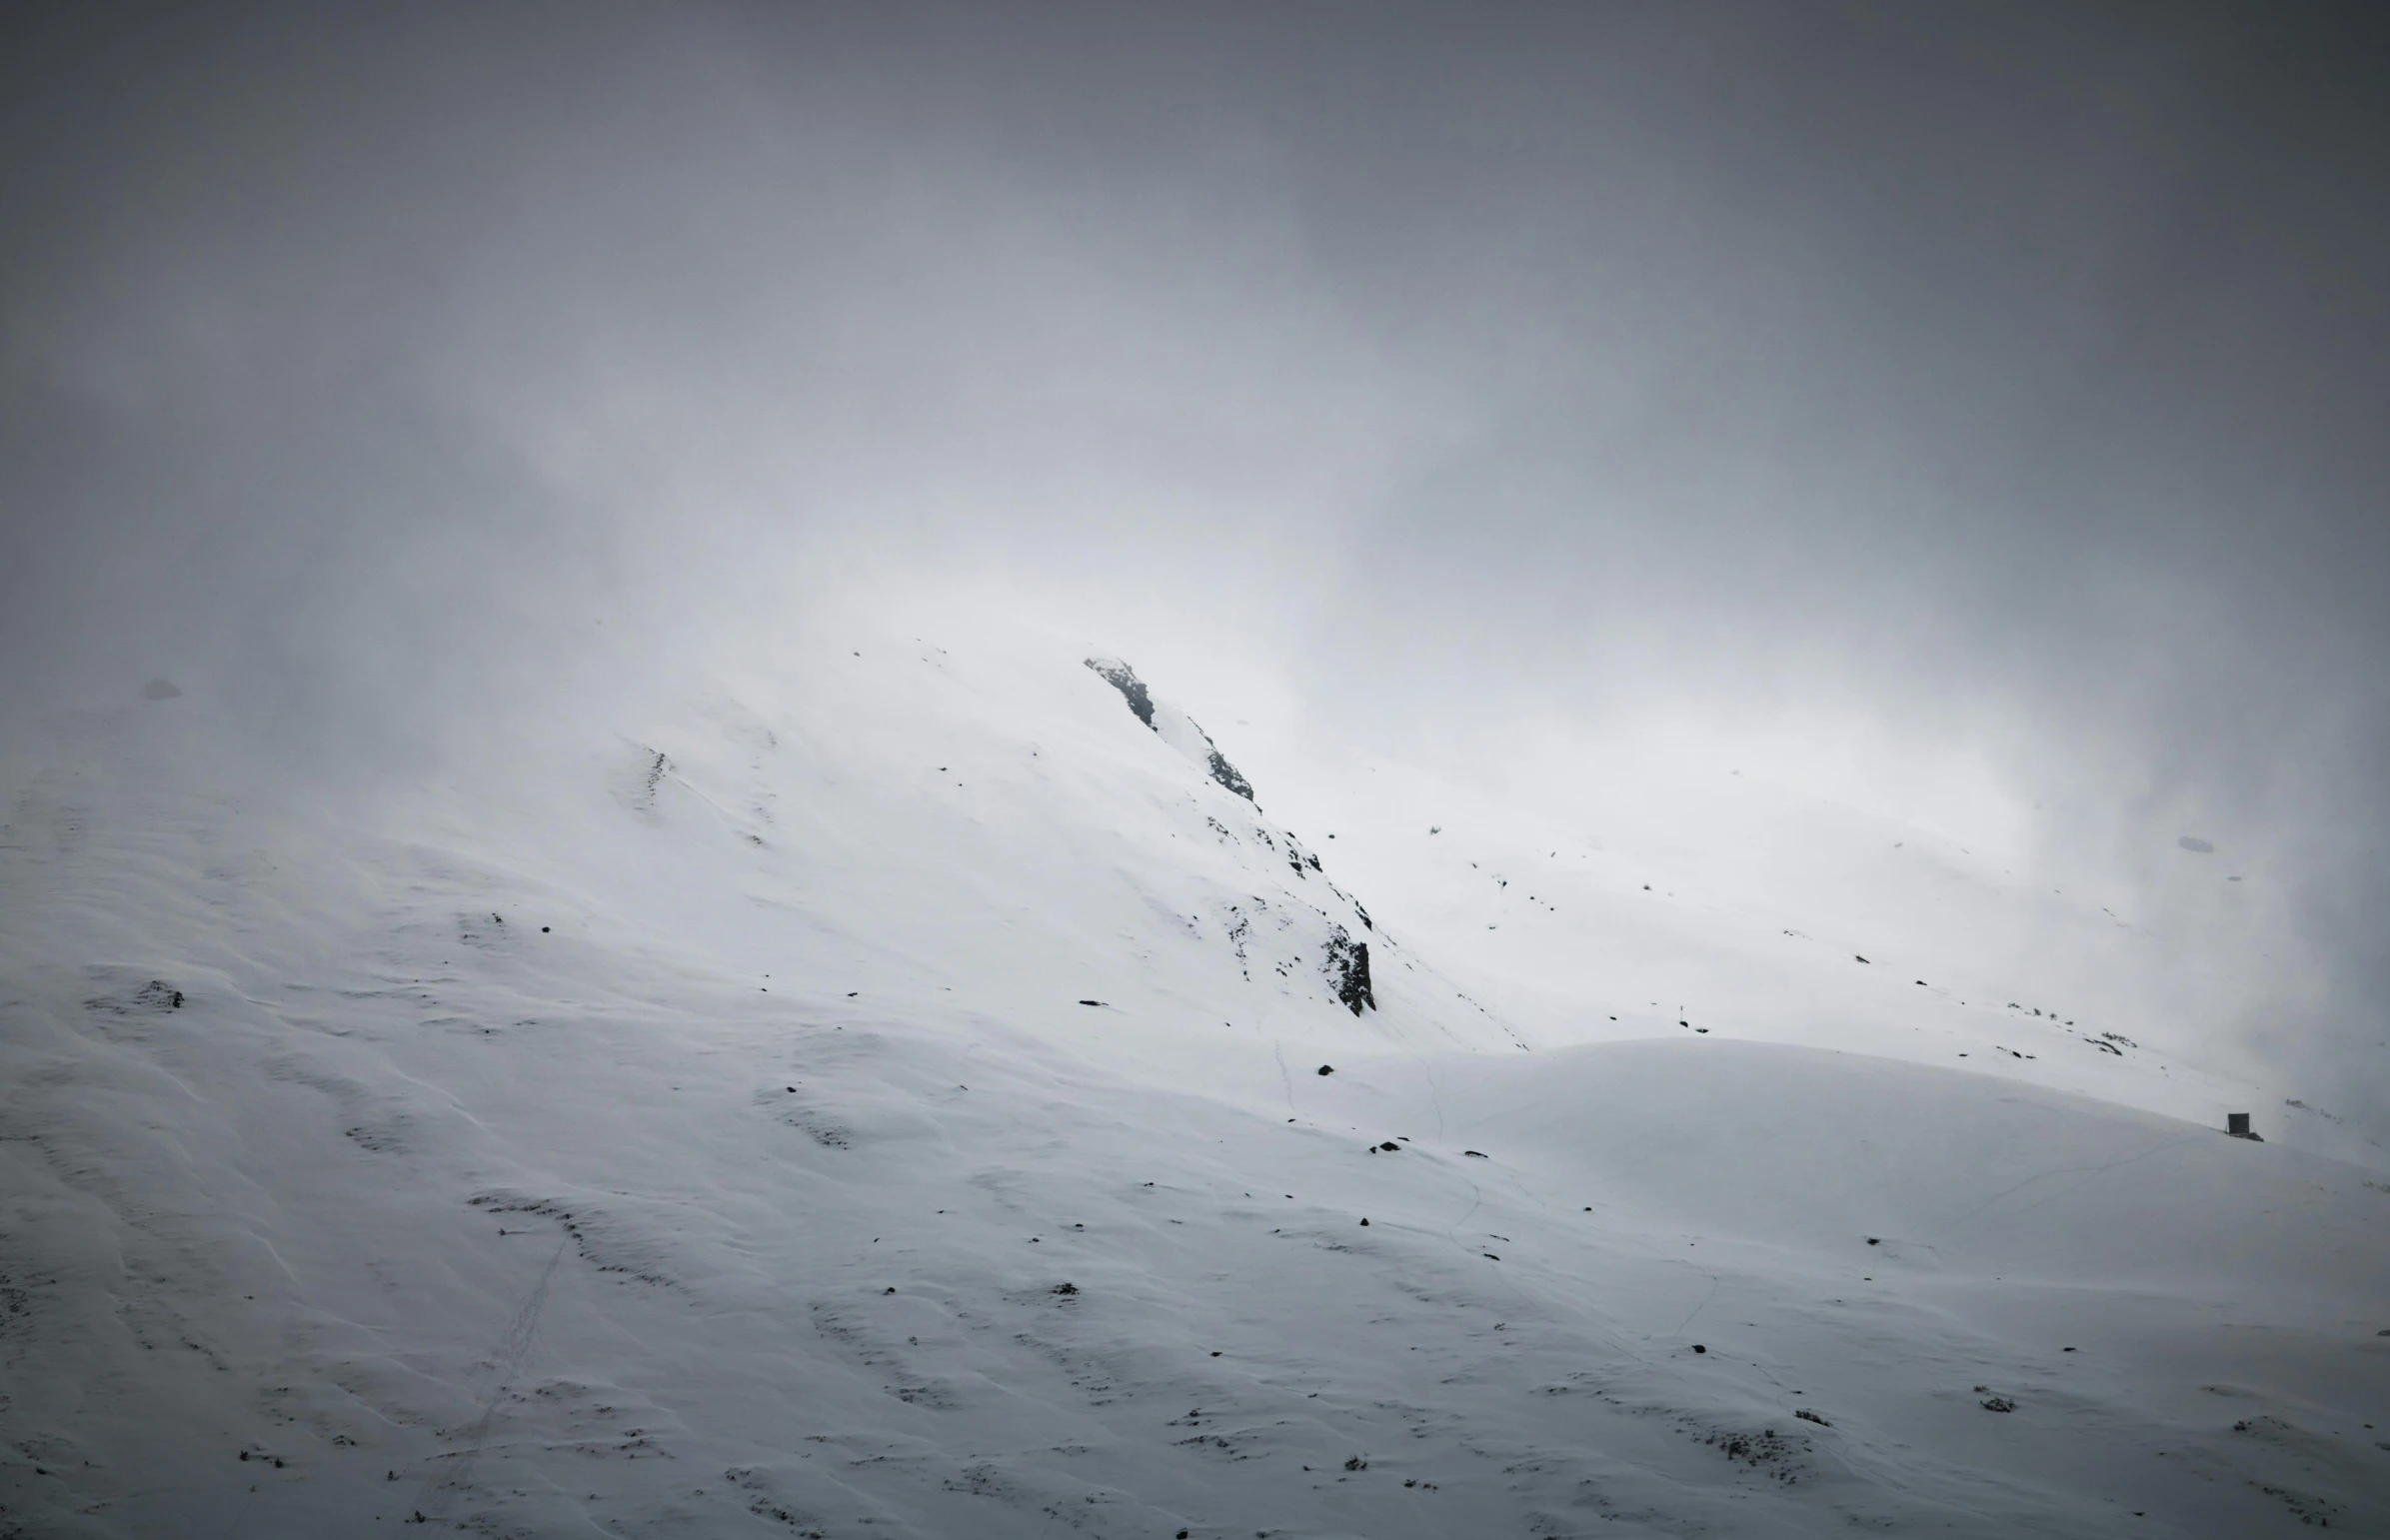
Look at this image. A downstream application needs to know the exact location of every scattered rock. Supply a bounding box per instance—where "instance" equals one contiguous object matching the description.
[1980,1396,2015,1413]
[1795,1408,1830,1426]
[1052,1282,1078,1295]
[132,980,183,1011]
[1343,1455,1368,1471]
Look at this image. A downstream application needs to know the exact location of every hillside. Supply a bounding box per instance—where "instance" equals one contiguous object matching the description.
[1,629,2384,1538]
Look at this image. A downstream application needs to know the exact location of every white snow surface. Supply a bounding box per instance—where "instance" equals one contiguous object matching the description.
[3,626,2386,1537]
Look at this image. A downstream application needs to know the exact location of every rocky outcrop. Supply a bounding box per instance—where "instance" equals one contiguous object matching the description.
[1204,748,1254,802]
[1085,657,1255,803]
[1322,924,1374,1016]
[1087,656,1386,1020]
[1085,658,1155,729]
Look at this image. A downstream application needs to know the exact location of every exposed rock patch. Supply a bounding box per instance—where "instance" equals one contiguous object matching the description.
[1322,925,1373,1015]
[1084,657,1255,803]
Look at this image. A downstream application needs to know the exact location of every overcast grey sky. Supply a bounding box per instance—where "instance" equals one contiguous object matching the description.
[5,3,2384,1127]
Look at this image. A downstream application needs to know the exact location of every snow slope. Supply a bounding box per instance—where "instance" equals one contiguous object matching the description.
[2,627,2385,1538]
[1242,746,2379,1168]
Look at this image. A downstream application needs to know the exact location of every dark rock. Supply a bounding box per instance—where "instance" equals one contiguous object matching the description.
[1078,999,1105,1007]
[1378,1142,1399,1152]
[1323,926,1374,1015]
[1691,1344,1705,1354]
[1085,657,1255,801]
[1084,658,1156,728]
[1980,1396,2015,1413]
[1795,1408,1830,1426]
[1206,748,1255,801]
[1358,1218,1369,1226]
[1463,1150,1487,1159]
[1316,1064,1333,1075]
[1052,1282,1079,1295]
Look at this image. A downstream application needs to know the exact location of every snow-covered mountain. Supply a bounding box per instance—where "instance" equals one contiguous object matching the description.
[2,625,2384,1538]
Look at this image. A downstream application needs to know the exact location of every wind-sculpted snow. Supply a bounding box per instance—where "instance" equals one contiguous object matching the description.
[1,639,2385,1537]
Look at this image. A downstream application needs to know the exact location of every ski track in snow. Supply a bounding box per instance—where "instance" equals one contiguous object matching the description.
[1,626,2385,1539]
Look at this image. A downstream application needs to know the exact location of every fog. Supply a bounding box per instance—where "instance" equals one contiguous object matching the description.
[5,4,2384,1133]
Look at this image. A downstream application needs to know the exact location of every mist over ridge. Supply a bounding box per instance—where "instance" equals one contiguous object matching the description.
[4,2,2384,1130]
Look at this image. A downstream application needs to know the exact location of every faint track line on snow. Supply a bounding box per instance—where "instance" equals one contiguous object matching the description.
[1932,1134,2208,1235]
[1673,1270,1721,1334]
[417,1237,568,1524]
